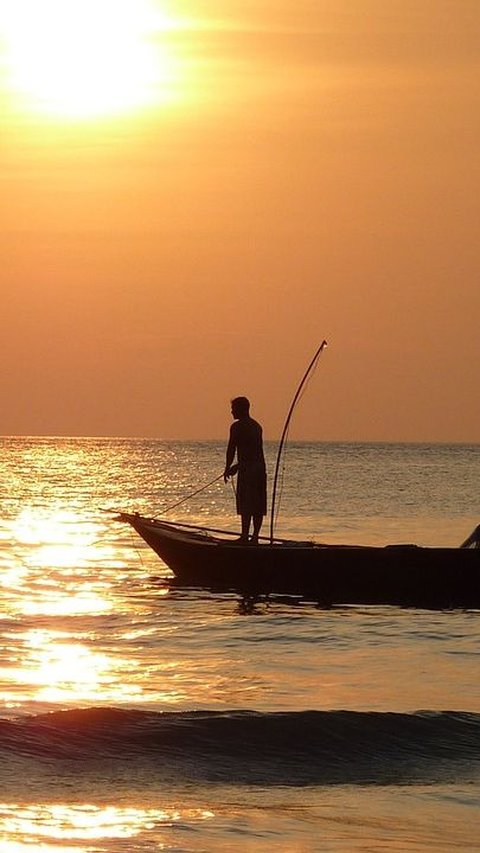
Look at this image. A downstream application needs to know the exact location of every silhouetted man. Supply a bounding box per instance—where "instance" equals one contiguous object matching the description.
[224,396,267,543]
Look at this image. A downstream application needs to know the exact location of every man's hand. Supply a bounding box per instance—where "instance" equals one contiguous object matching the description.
[223,464,238,482]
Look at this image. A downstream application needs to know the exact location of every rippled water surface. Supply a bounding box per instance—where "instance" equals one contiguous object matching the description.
[0,437,479,851]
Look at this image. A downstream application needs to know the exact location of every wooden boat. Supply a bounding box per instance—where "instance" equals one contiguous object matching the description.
[118,348,479,609]
[118,513,480,609]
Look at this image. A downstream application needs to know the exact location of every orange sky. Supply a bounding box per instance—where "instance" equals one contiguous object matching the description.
[1,0,479,441]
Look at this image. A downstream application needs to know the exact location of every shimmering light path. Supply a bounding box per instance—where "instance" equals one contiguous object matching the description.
[0,438,479,850]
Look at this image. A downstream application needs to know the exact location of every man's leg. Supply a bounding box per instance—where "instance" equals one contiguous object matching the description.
[251,514,263,543]
[240,514,251,542]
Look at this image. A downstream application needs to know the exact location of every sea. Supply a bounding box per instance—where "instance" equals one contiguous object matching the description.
[0,437,479,852]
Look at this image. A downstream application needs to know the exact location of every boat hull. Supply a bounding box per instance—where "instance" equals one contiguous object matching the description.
[120,514,480,609]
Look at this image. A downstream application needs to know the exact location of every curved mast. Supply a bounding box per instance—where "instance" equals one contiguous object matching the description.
[269,340,327,543]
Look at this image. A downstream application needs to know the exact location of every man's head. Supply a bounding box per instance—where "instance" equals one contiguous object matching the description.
[231,396,250,419]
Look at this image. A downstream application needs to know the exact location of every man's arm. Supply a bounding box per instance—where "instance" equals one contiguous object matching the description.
[224,424,238,482]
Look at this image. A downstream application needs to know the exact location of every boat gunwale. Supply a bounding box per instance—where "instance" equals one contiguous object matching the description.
[117,512,472,553]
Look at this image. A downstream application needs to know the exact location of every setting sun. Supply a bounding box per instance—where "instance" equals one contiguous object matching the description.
[1,0,181,118]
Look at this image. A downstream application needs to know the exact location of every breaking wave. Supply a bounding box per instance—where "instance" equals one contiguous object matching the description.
[1,708,480,786]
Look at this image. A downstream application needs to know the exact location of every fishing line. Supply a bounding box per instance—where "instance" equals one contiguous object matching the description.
[161,473,225,515]
[274,425,289,529]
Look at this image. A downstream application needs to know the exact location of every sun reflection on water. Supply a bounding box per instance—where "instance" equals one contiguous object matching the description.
[1,631,145,706]
[0,802,215,851]
[19,590,112,618]
[12,508,108,567]
[0,486,206,712]
[2,507,118,618]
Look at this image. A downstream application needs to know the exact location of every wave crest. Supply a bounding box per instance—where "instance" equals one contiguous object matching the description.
[1,708,479,786]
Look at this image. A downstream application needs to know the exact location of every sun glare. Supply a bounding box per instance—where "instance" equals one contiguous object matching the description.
[3,632,144,705]
[0,803,214,851]
[1,0,181,118]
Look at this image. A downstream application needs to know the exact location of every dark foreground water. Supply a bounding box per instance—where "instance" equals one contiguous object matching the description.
[0,438,479,851]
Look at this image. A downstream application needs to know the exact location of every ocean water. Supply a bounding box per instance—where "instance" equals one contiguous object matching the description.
[0,437,479,852]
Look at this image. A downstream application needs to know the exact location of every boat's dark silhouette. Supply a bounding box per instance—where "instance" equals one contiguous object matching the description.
[119,513,480,610]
